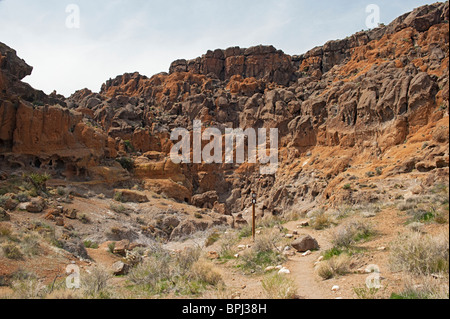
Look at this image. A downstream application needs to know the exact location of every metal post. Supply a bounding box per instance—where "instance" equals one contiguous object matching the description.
[252,192,257,242]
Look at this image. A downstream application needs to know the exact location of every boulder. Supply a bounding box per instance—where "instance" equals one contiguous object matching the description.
[113,239,130,257]
[25,197,46,213]
[114,189,149,203]
[291,235,320,252]
[112,261,130,276]
[191,191,219,209]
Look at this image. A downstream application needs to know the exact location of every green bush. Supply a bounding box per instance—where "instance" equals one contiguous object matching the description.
[116,157,134,171]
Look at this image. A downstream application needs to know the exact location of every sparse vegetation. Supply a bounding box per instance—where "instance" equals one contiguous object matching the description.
[82,267,112,299]
[239,230,285,274]
[205,230,221,247]
[316,254,351,280]
[219,232,238,260]
[2,242,24,260]
[390,275,449,299]
[116,157,134,171]
[128,245,221,296]
[390,231,449,276]
[261,273,298,299]
[109,203,130,215]
[309,209,335,230]
[354,286,384,299]
[27,173,50,194]
[331,220,374,248]
[114,191,124,203]
[11,272,47,299]
[108,242,116,254]
[238,225,253,239]
[79,214,91,224]
[83,240,99,249]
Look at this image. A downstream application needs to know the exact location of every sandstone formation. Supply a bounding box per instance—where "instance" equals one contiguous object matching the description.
[0,1,449,223]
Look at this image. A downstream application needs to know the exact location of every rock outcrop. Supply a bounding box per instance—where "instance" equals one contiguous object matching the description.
[1,2,449,220]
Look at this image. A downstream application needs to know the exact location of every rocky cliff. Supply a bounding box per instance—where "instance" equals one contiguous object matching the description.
[1,2,449,219]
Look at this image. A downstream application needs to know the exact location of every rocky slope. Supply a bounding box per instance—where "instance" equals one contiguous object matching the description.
[1,1,449,231]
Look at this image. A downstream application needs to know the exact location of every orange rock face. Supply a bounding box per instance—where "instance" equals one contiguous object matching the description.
[0,2,448,215]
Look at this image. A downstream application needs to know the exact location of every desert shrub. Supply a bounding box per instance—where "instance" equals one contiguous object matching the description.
[56,187,67,196]
[114,191,124,203]
[281,210,301,222]
[21,235,41,256]
[390,231,449,275]
[407,222,425,233]
[0,224,12,238]
[83,240,99,249]
[354,286,384,299]
[28,173,50,191]
[316,254,351,280]
[309,210,334,230]
[107,242,116,254]
[390,275,449,299]
[189,259,223,286]
[261,273,298,299]
[2,243,24,260]
[11,273,47,299]
[239,231,285,274]
[205,231,221,247]
[332,220,374,248]
[82,267,112,299]
[128,245,217,296]
[194,212,203,219]
[258,214,283,228]
[174,246,201,276]
[0,195,9,209]
[116,157,134,171]
[219,232,238,259]
[238,225,253,239]
[322,247,344,260]
[16,192,31,203]
[366,171,375,178]
[109,203,129,215]
[79,214,91,224]
[128,252,172,288]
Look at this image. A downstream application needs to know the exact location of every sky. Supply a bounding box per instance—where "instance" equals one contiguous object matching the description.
[0,0,440,97]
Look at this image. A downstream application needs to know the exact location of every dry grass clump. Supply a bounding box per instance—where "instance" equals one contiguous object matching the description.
[82,267,112,299]
[391,275,449,299]
[390,231,449,276]
[261,273,298,299]
[332,220,374,248]
[128,245,221,296]
[1,243,24,260]
[308,209,335,230]
[11,273,47,299]
[190,259,223,286]
[316,254,351,280]
[239,230,285,274]
[219,231,239,259]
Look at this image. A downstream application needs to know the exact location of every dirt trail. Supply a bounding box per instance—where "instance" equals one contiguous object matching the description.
[282,221,339,299]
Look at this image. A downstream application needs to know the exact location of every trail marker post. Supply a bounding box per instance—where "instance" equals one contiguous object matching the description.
[252,192,257,242]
